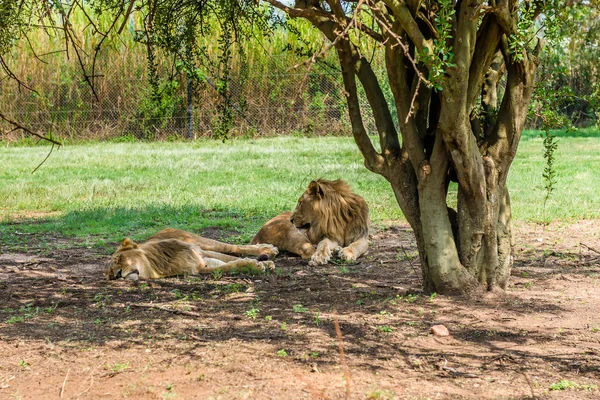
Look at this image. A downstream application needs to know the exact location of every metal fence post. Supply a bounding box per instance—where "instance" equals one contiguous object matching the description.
[187,75,193,139]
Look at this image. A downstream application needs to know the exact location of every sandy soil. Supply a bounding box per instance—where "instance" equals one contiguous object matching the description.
[1,221,599,399]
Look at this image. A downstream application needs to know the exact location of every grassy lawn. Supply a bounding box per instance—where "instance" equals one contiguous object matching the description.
[1,130,599,252]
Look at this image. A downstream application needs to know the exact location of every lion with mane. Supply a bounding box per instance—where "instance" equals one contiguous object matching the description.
[251,179,369,266]
[106,228,277,280]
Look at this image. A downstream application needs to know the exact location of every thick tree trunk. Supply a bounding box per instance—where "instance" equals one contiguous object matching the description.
[269,0,540,295]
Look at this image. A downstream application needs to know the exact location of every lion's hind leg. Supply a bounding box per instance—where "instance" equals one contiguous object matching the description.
[192,237,278,259]
[197,257,275,274]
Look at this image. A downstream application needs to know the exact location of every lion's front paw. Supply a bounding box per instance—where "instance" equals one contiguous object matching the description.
[308,252,330,267]
[259,244,279,258]
[257,260,275,272]
[337,247,357,261]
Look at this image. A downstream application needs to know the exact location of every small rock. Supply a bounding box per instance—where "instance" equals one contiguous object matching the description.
[430,324,450,337]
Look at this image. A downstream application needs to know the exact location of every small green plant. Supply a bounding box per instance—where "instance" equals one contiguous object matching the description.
[292,304,308,313]
[18,360,29,369]
[280,322,287,331]
[244,307,260,319]
[592,327,599,333]
[549,380,578,391]
[521,271,529,278]
[6,315,24,324]
[314,312,320,326]
[524,282,532,289]
[365,388,395,400]
[212,270,223,280]
[108,362,130,373]
[264,315,272,321]
[404,294,419,303]
[377,326,393,333]
[338,265,349,274]
[276,349,288,357]
[428,292,437,302]
[171,289,187,300]
[310,351,320,358]
[44,304,58,313]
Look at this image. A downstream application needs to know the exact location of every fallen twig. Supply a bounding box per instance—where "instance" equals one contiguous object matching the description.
[129,303,201,318]
[441,359,479,378]
[580,242,600,255]
[60,368,70,398]
[333,310,352,399]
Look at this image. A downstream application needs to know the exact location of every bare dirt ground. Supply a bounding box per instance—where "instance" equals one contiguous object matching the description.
[1,221,599,400]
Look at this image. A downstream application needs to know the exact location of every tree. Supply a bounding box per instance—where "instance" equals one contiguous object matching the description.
[260,0,556,295]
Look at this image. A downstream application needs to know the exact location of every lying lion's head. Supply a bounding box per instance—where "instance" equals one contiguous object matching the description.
[291,179,369,245]
[105,238,144,281]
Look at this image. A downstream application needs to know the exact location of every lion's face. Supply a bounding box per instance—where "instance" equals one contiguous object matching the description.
[105,239,143,281]
[290,181,323,229]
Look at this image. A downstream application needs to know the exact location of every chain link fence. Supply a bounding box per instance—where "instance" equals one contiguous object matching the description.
[0,61,597,141]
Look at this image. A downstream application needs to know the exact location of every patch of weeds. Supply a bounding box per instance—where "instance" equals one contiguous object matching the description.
[549,379,598,391]
[6,303,40,323]
[404,294,419,303]
[264,315,272,321]
[379,310,390,316]
[108,362,130,374]
[212,270,223,280]
[18,360,29,369]
[521,271,529,278]
[592,327,599,333]
[405,321,416,327]
[245,307,260,319]
[356,299,364,306]
[171,289,187,300]
[338,265,349,274]
[276,349,288,357]
[428,292,437,302]
[93,292,113,308]
[524,282,533,289]
[365,387,395,399]
[377,326,393,333]
[310,351,320,358]
[280,322,287,331]
[293,304,308,313]
[6,315,24,324]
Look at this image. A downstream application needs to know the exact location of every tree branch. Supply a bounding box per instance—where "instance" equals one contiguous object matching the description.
[381,0,432,58]
[0,112,61,146]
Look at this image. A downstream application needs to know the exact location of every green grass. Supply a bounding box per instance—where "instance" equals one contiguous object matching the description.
[1,132,599,252]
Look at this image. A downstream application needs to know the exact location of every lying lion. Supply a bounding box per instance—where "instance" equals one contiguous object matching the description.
[106,228,278,280]
[251,179,369,266]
